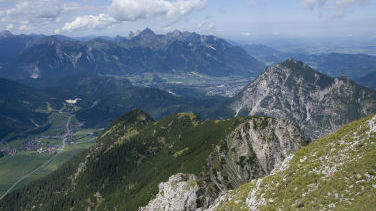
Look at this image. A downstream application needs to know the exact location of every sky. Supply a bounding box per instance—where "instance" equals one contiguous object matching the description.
[0,0,375,41]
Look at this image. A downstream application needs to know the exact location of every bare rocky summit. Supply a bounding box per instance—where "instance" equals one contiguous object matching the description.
[229,59,376,139]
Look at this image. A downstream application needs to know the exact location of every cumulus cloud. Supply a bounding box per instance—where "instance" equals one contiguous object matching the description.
[109,0,206,21]
[0,0,104,33]
[59,0,207,32]
[0,0,67,33]
[2,0,63,23]
[304,0,368,17]
[59,13,116,32]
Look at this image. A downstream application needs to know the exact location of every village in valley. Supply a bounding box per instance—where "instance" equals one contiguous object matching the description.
[0,110,100,157]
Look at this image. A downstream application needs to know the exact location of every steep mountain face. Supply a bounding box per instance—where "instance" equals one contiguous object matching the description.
[0,78,63,140]
[0,110,307,210]
[228,59,376,139]
[0,31,34,65]
[54,74,133,97]
[1,38,94,80]
[207,115,376,210]
[0,29,264,81]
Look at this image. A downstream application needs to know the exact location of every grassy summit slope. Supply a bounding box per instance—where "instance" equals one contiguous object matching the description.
[210,115,376,210]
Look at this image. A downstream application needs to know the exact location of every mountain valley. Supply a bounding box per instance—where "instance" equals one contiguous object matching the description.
[0,28,375,211]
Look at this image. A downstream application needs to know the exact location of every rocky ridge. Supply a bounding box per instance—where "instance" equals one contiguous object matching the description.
[139,173,201,211]
[140,117,307,210]
[229,59,376,139]
[206,115,376,210]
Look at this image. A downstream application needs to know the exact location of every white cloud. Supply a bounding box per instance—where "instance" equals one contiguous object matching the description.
[61,13,116,32]
[4,0,63,21]
[304,0,368,18]
[59,0,207,32]
[0,0,64,32]
[109,0,206,21]
[0,0,103,33]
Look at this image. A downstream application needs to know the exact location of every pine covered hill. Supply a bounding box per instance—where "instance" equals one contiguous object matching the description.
[0,110,307,210]
[207,115,376,210]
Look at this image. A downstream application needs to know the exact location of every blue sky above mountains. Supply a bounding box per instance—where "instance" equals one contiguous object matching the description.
[0,0,375,40]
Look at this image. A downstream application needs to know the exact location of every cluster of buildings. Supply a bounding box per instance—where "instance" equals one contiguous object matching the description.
[22,137,63,155]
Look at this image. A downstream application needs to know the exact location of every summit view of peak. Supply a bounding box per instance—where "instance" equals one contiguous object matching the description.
[0,1,375,210]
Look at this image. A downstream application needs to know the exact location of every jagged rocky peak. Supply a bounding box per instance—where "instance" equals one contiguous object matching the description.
[134,27,157,39]
[166,30,191,41]
[230,59,376,139]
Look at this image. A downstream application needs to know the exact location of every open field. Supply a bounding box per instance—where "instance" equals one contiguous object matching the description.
[11,142,93,192]
[119,72,253,97]
[0,152,51,195]
[0,110,98,198]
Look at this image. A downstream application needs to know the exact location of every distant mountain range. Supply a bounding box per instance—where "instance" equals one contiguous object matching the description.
[2,58,375,141]
[243,44,376,90]
[226,59,376,139]
[0,29,265,82]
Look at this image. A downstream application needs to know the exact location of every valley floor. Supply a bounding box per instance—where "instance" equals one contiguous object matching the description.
[0,111,99,198]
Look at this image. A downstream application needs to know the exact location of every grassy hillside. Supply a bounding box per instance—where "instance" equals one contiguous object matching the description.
[210,115,376,210]
[0,78,64,140]
[0,110,252,210]
[0,109,308,211]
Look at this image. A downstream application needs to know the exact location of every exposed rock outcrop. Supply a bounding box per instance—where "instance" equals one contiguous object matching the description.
[139,173,201,211]
[205,115,376,210]
[199,117,308,206]
[229,59,376,139]
[141,117,308,210]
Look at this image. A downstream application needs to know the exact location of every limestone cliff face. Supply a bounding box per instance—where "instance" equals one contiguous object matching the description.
[141,117,307,210]
[139,173,201,211]
[229,59,376,139]
[199,117,308,206]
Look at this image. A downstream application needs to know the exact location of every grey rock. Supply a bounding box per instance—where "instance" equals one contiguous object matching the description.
[229,59,376,139]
